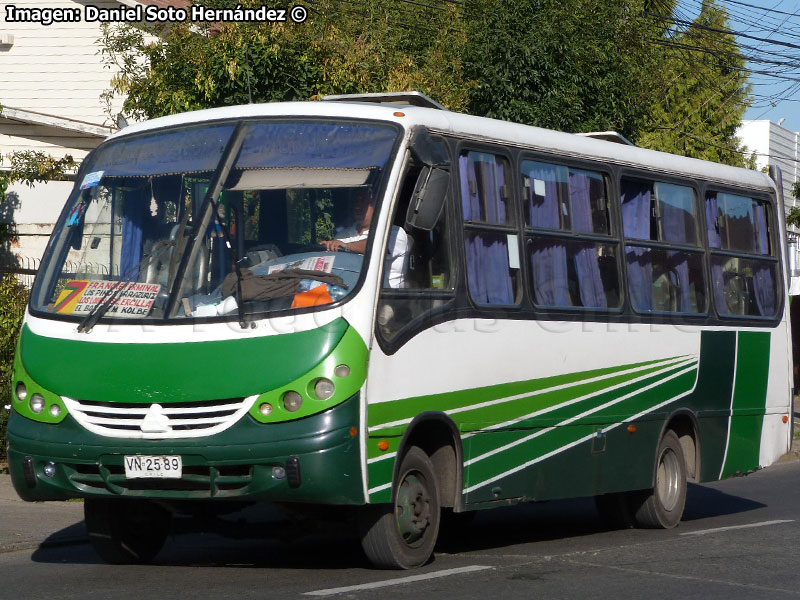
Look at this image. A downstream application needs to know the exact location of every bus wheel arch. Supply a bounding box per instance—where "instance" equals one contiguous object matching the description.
[393,412,464,511]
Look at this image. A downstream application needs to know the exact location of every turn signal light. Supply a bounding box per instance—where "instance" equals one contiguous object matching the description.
[378,440,389,451]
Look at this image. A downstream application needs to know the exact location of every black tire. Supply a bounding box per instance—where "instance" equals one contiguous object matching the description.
[594,492,635,530]
[84,498,172,564]
[359,446,441,569]
[631,430,687,529]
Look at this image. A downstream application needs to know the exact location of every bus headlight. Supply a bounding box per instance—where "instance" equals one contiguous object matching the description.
[314,378,335,400]
[29,394,46,414]
[282,391,303,412]
[15,382,27,401]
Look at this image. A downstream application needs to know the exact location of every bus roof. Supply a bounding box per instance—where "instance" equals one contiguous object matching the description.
[110,100,775,194]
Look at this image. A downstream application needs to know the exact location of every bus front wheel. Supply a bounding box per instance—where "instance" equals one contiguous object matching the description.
[84,498,172,564]
[632,430,687,529]
[359,446,441,569]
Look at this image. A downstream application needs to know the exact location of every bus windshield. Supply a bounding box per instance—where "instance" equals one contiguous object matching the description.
[31,119,399,323]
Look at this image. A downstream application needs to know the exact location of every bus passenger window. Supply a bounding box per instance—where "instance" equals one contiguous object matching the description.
[621,179,706,314]
[523,161,620,309]
[706,192,777,317]
[461,151,519,305]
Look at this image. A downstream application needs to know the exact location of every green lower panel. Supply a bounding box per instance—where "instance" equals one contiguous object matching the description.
[720,331,771,477]
[7,394,364,504]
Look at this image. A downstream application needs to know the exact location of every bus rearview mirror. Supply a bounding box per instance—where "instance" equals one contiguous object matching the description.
[406,166,448,231]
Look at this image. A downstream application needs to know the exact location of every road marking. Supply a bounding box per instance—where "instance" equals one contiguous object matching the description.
[680,519,794,536]
[303,565,494,596]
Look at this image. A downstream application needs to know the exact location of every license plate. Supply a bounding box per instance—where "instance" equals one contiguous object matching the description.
[124,455,182,479]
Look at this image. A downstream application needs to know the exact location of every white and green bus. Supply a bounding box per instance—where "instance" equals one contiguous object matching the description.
[7,93,793,569]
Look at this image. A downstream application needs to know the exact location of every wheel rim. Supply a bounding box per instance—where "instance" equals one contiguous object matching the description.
[395,472,432,547]
[656,447,681,512]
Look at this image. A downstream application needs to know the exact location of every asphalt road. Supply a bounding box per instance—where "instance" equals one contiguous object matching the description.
[1,460,800,599]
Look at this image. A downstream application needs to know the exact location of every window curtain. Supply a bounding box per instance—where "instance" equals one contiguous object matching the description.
[120,187,146,278]
[570,171,606,308]
[660,200,691,312]
[461,154,513,304]
[705,193,727,313]
[621,181,653,311]
[529,164,569,305]
[753,205,776,316]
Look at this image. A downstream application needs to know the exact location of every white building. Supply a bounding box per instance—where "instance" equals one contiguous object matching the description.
[737,119,800,230]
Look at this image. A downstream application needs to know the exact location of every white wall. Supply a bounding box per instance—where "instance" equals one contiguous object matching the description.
[0,180,73,269]
[0,0,125,127]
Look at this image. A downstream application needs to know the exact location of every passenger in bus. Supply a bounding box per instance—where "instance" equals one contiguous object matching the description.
[321,188,413,288]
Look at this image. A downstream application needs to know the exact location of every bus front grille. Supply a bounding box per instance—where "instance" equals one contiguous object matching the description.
[65,462,253,497]
[61,396,258,439]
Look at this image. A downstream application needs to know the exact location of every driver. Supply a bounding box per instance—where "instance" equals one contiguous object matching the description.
[321,188,412,288]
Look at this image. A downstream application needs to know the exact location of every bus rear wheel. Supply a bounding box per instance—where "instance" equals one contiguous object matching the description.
[359,446,441,569]
[632,430,687,529]
[84,498,171,564]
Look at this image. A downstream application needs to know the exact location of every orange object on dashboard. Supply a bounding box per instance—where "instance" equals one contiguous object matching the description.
[291,284,333,308]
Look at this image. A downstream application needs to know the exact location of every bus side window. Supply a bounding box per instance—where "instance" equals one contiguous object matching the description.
[377,159,454,343]
[706,192,778,318]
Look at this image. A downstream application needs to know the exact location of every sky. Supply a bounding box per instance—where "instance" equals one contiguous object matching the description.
[679,0,800,132]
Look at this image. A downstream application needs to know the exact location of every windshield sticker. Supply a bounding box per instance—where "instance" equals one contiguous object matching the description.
[80,171,104,190]
[268,255,335,275]
[66,199,89,227]
[54,281,161,318]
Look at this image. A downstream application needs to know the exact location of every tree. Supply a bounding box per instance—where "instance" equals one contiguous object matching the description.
[462,0,672,139]
[636,0,753,167]
[100,0,472,120]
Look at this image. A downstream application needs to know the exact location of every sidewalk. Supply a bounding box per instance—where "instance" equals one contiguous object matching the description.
[1,438,799,555]
[0,475,86,554]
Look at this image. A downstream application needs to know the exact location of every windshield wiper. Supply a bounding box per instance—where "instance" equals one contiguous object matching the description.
[76,241,175,333]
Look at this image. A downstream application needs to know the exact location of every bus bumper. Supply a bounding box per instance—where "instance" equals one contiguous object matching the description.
[7,394,364,505]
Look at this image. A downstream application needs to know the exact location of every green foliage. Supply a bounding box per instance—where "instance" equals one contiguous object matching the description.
[0,151,77,203]
[463,0,668,138]
[787,206,800,229]
[100,0,471,120]
[637,0,752,166]
[788,182,800,228]
[0,275,28,461]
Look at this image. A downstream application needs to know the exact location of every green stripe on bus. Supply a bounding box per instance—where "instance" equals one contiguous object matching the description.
[367,355,686,429]
[720,331,770,477]
[462,361,697,458]
[454,359,695,433]
[463,368,698,492]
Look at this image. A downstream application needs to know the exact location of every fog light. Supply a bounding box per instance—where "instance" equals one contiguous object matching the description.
[272,465,286,479]
[258,402,273,416]
[29,394,45,414]
[334,364,350,378]
[282,391,303,412]
[15,382,27,402]
[43,462,56,478]
[314,378,335,400]
[49,404,61,418]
